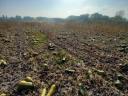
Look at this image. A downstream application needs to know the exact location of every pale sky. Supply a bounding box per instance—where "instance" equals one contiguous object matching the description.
[0,0,128,18]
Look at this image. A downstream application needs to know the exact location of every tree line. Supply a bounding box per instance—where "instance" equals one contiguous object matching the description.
[0,12,127,23]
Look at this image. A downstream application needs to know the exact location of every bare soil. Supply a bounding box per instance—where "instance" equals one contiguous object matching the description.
[0,22,128,96]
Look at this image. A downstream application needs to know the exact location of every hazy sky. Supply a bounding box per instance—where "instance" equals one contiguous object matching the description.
[0,0,128,18]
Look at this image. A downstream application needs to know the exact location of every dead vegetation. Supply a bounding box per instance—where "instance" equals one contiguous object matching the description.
[0,22,128,96]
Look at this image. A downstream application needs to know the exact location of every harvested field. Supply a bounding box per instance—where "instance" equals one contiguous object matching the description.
[0,22,128,96]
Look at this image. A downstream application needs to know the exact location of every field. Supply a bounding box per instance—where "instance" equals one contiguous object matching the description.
[0,22,128,96]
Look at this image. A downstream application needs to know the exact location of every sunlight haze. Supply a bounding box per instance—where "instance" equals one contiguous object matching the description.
[0,0,128,18]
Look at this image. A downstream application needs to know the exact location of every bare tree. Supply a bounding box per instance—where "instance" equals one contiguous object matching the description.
[116,10,125,17]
